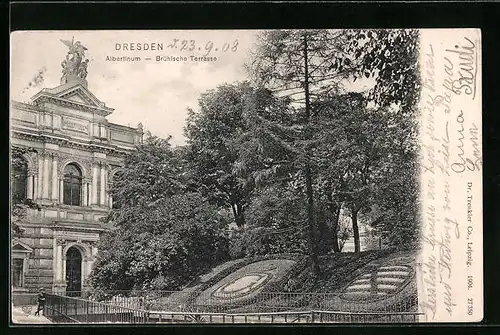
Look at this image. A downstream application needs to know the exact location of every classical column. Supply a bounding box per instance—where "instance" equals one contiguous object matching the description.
[59,178,64,204]
[87,182,92,207]
[62,258,67,287]
[42,154,50,199]
[82,180,88,206]
[37,154,43,199]
[99,164,106,206]
[104,165,109,206]
[51,155,58,202]
[81,258,87,284]
[53,239,66,294]
[33,174,38,201]
[92,164,98,205]
[27,173,33,200]
[55,242,63,281]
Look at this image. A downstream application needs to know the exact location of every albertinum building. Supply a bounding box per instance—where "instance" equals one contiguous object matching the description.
[10,39,142,295]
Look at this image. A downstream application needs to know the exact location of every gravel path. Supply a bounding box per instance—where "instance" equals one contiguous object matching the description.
[11,305,52,324]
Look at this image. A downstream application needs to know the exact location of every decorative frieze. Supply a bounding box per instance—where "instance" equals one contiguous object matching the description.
[53,230,100,239]
[55,238,97,247]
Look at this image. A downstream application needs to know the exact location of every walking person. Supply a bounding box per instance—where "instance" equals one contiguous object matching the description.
[34,288,46,316]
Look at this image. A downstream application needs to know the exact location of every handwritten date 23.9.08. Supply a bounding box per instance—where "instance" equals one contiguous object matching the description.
[165,39,239,56]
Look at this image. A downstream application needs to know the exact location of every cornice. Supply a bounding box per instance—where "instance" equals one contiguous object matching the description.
[33,95,112,117]
[11,129,133,157]
[50,224,106,234]
[10,100,40,112]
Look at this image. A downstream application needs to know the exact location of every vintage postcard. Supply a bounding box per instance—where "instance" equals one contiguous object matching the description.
[10,29,482,324]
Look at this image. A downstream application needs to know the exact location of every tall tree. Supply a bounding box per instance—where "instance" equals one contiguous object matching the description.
[248,30,353,273]
[185,82,280,229]
[248,29,421,258]
[312,93,362,253]
[339,29,421,250]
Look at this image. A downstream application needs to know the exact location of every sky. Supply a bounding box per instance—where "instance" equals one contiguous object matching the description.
[11,30,374,146]
[10,30,259,146]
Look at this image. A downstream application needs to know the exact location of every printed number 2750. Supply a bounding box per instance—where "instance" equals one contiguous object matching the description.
[467,298,474,316]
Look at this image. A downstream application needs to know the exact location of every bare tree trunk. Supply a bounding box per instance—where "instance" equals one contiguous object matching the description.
[351,206,361,253]
[303,33,320,275]
[327,193,341,253]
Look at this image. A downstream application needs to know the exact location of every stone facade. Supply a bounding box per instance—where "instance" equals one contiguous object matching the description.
[11,76,142,294]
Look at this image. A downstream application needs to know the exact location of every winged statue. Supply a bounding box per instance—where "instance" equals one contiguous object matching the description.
[60,37,89,83]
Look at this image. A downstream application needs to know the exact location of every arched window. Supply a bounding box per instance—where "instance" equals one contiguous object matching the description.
[11,157,28,204]
[63,164,82,206]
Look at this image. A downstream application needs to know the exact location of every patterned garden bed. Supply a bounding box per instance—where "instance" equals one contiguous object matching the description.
[149,250,418,313]
[152,253,309,311]
[194,259,296,307]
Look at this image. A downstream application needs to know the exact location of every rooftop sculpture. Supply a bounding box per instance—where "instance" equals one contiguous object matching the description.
[60,37,89,84]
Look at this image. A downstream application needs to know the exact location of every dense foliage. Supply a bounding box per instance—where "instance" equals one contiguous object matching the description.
[90,29,421,291]
[245,29,420,264]
[229,185,308,258]
[184,82,256,228]
[89,137,230,291]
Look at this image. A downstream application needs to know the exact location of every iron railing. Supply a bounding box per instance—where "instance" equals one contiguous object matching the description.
[52,290,418,314]
[44,294,422,324]
[45,290,420,323]
[44,294,151,324]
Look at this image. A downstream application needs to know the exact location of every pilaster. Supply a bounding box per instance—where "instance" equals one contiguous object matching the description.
[51,153,59,202]
[42,152,50,199]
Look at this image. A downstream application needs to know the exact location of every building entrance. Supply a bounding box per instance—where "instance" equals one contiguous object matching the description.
[66,246,82,296]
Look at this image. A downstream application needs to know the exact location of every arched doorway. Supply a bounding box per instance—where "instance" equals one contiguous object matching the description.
[66,246,82,297]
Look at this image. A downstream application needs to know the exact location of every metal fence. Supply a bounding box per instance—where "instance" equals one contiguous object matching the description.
[44,294,421,324]
[44,294,151,324]
[56,290,418,313]
[47,290,419,322]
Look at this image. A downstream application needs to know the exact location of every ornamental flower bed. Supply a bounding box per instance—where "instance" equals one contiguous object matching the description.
[150,258,250,310]
[334,251,418,312]
[151,250,418,313]
[152,253,309,312]
[193,259,297,308]
[301,249,419,312]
